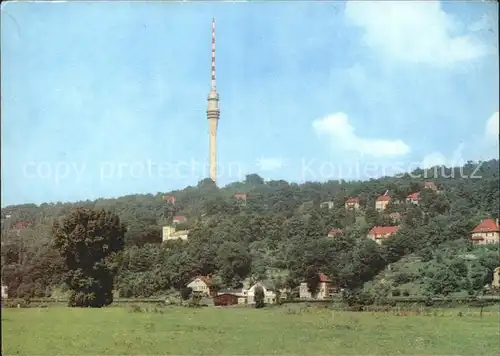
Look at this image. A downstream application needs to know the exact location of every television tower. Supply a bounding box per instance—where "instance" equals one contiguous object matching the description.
[207,18,220,184]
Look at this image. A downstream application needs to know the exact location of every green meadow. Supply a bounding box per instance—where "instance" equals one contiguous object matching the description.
[2,305,499,355]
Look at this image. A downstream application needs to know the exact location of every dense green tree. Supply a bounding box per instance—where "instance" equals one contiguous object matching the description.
[52,208,126,307]
[254,285,265,308]
[245,174,265,186]
[305,265,321,297]
[216,242,252,287]
[1,160,498,299]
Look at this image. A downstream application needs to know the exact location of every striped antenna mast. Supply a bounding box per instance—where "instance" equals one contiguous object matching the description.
[211,18,216,92]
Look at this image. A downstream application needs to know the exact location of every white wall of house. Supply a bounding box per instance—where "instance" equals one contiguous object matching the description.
[493,268,500,288]
[299,282,333,300]
[472,232,500,245]
[247,283,276,304]
[368,233,395,244]
[187,278,210,296]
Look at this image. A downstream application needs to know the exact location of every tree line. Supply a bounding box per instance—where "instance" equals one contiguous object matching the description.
[1,160,499,306]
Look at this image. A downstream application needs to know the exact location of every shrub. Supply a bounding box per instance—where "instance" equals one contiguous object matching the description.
[424,296,434,307]
[180,287,192,301]
[3,298,31,308]
[187,294,202,308]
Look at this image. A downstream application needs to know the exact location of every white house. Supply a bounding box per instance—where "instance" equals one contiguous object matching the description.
[247,281,276,305]
[1,282,8,299]
[186,276,213,297]
[162,226,189,242]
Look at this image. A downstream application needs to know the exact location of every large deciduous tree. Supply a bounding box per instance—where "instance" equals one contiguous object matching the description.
[216,241,252,287]
[52,208,126,307]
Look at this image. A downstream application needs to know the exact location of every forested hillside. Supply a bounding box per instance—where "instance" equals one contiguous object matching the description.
[1,160,499,300]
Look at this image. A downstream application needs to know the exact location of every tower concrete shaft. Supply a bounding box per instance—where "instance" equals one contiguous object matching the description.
[207,18,220,184]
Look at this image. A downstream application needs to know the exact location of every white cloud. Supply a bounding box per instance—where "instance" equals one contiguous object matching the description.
[255,157,287,171]
[345,1,491,66]
[421,143,466,169]
[421,152,448,169]
[485,111,499,143]
[312,112,411,157]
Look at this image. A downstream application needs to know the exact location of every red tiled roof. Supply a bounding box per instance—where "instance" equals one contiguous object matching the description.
[328,228,343,236]
[234,193,247,199]
[12,221,30,229]
[173,215,186,222]
[318,273,332,282]
[368,226,400,236]
[376,195,391,202]
[346,197,359,204]
[407,192,420,200]
[472,219,500,233]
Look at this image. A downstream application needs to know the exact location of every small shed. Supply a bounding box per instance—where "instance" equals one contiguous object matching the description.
[213,293,239,307]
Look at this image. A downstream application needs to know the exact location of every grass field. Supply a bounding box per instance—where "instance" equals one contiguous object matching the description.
[2,305,500,355]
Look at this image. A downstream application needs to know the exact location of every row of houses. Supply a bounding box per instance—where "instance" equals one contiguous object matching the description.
[187,273,339,306]
[161,182,440,242]
[345,182,440,212]
[3,266,500,301]
[328,218,500,246]
[165,216,500,246]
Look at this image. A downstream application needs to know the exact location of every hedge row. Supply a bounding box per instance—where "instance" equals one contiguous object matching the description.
[4,295,499,309]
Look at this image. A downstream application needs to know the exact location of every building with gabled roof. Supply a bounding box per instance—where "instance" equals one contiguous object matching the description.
[172,215,186,224]
[12,221,30,229]
[471,219,500,245]
[299,273,338,300]
[328,228,343,237]
[406,192,420,205]
[368,226,400,244]
[247,281,277,305]
[163,195,176,204]
[233,193,247,207]
[187,276,214,297]
[345,197,360,210]
[375,190,391,211]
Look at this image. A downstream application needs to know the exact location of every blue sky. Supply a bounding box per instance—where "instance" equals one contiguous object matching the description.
[1,1,498,206]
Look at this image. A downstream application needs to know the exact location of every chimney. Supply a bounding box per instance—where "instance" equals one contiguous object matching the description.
[496,218,499,227]
[384,189,389,196]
